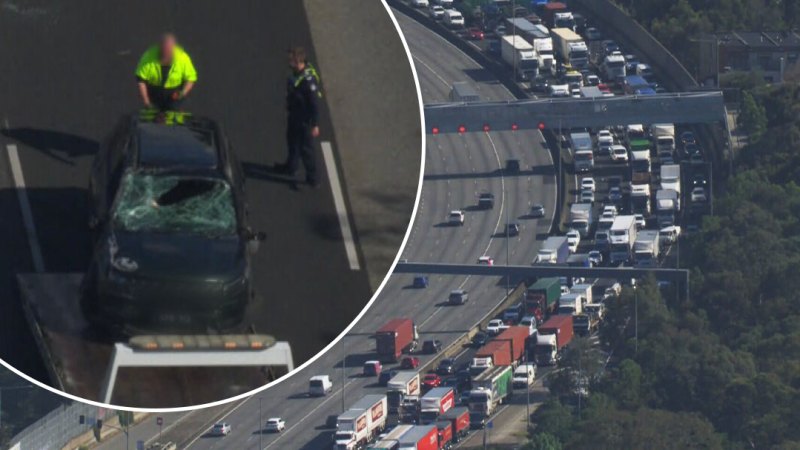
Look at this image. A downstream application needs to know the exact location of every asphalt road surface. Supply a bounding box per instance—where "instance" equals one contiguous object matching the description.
[167,9,558,449]
[0,0,419,403]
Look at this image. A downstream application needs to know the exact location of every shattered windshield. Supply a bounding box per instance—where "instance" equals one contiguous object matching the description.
[112,173,236,235]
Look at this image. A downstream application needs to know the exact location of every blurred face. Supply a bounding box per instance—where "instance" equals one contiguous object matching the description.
[288,52,304,72]
[160,35,176,63]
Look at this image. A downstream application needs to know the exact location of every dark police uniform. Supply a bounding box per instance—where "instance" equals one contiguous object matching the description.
[284,64,321,185]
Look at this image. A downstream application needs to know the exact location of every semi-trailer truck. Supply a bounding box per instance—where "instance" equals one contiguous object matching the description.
[398,425,439,450]
[572,313,599,336]
[534,236,570,264]
[387,371,421,413]
[569,203,593,238]
[551,28,588,69]
[375,318,417,362]
[623,75,652,95]
[633,229,661,267]
[419,387,455,424]
[440,407,470,442]
[535,315,574,365]
[468,366,513,427]
[368,425,414,450]
[660,164,681,194]
[603,53,627,81]
[557,292,584,315]
[656,189,680,227]
[335,395,388,450]
[525,277,561,319]
[501,35,539,80]
[630,183,651,216]
[540,2,567,28]
[471,326,527,373]
[652,124,675,153]
[570,131,594,172]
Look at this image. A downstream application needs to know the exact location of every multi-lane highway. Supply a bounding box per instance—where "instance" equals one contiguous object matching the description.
[0,0,420,406]
[174,9,557,450]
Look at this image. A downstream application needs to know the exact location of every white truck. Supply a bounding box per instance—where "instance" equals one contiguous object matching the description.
[309,375,333,396]
[531,24,555,73]
[609,215,637,264]
[656,189,680,227]
[652,124,676,154]
[449,82,480,103]
[570,283,594,306]
[557,292,584,315]
[551,28,589,69]
[603,53,627,81]
[633,229,661,267]
[512,364,536,389]
[660,164,681,194]
[570,131,594,172]
[386,371,421,414]
[630,183,651,216]
[334,395,388,450]
[469,365,513,419]
[569,203,593,238]
[501,35,539,80]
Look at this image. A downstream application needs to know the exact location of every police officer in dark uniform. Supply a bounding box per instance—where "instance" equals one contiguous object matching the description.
[276,46,322,186]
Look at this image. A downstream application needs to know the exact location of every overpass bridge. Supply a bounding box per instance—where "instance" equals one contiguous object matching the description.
[425,91,725,133]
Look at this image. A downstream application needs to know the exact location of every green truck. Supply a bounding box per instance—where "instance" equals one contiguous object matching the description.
[525,278,561,322]
[468,365,513,428]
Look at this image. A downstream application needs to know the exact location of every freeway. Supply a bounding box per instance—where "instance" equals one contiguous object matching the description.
[0,0,419,406]
[177,8,557,450]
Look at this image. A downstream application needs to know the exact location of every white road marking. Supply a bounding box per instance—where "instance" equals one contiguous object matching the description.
[321,141,360,271]
[6,144,45,273]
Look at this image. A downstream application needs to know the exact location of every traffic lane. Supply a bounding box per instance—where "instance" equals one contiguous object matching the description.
[397,11,512,102]
[0,0,370,377]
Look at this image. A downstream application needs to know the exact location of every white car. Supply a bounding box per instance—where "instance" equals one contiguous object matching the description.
[597,130,614,146]
[691,187,707,202]
[602,205,617,216]
[478,255,494,265]
[429,5,445,19]
[610,145,629,162]
[265,418,286,432]
[211,423,231,436]
[448,210,465,226]
[566,229,581,252]
[549,84,569,97]
[579,189,595,204]
[486,319,506,335]
[600,210,615,221]
[580,177,595,192]
[571,88,581,98]
[634,214,646,228]
[411,0,429,7]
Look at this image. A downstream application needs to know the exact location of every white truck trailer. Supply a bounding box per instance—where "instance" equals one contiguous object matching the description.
[551,28,589,69]
[501,35,539,80]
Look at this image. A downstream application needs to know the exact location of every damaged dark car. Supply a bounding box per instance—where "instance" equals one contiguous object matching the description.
[82,112,263,333]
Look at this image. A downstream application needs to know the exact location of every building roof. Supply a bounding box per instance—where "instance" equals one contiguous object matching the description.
[715,31,800,49]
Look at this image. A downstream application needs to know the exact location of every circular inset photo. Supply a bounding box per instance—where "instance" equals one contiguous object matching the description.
[0,0,422,408]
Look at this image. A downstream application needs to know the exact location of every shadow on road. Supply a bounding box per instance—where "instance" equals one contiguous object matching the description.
[242,161,300,190]
[1,128,98,164]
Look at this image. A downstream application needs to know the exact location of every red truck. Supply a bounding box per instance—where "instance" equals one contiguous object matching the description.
[535,315,574,366]
[375,318,417,362]
[435,420,453,448]
[470,326,529,372]
[420,387,455,424]
[496,326,529,361]
[440,406,470,442]
[398,424,440,450]
[539,1,567,27]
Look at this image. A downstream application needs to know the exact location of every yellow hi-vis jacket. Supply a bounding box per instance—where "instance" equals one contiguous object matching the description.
[135,45,197,88]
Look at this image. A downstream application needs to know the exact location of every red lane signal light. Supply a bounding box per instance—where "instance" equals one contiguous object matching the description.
[432,127,440,135]
[458,125,466,134]
[483,124,490,132]
[511,123,519,131]
[538,122,546,130]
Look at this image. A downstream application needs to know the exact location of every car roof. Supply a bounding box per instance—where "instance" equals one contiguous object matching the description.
[133,113,220,170]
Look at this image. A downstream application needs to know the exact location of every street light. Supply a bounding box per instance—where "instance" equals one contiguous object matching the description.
[259,397,263,450]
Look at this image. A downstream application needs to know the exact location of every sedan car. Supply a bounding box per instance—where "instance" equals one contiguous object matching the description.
[691,187,707,202]
[422,339,442,354]
[265,418,285,433]
[423,373,442,389]
[211,422,231,436]
[363,360,382,377]
[579,189,595,204]
[448,210,465,226]
[478,192,495,209]
[467,27,485,40]
[635,214,646,229]
[608,187,623,202]
[83,113,263,334]
[437,358,456,375]
[401,356,420,369]
[530,204,546,218]
[566,229,581,252]
[584,27,602,40]
[692,173,708,187]
[472,331,489,347]
[478,255,494,265]
[580,177,596,192]
[588,250,603,266]
[680,131,696,146]
[610,145,629,162]
[532,76,550,93]
[429,5,445,19]
[486,319,506,335]
[505,222,520,237]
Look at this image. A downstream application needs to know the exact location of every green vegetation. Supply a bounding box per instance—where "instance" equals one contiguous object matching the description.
[0,367,63,445]
[528,84,800,448]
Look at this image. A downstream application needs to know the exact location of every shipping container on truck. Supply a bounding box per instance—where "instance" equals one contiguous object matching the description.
[440,407,470,441]
[525,277,561,319]
[534,236,570,264]
[469,365,513,422]
[551,28,588,69]
[535,315,573,365]
[367,424,414,450]
[505,18,554,69]
[398,424,439,450]
[496,326,529,362]
[334,394,388,450]
[387,371,421,413]
[471,339,513,373]
[539,2,567,28]
[419,387,455,424]
[375,318,416,362]
[501,35,539,80]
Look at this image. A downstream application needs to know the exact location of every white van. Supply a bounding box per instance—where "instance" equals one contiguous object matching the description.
[308,375,332,396]
[519,316,538,335]
[512,364,536,388]
[411,0,430,7]
[443,9,464,27]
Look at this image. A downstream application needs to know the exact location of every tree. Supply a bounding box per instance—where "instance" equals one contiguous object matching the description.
[527,432,563,450]
[738,91,767,142]
[532,399,573,443]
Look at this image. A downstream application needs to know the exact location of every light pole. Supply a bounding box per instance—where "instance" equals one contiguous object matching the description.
[259,397,263,450]
[634,285,638,354]
[341,337,346,413]
[525,349,531,428]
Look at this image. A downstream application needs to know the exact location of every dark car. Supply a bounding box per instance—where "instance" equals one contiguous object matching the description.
[401,356,420,369]
[505,222,520,237]
[437,358,456,375]
[680,131,696,146]
[448,289,469,305]
[531,76,550,93]
[472,331,489,347]
[692,173,708,187]
[530,204,545,218]
[422,339,442,354]
[82,112,263,333]
[378,369,398,386]
[478,192,495,209]
[413,274,429,288]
